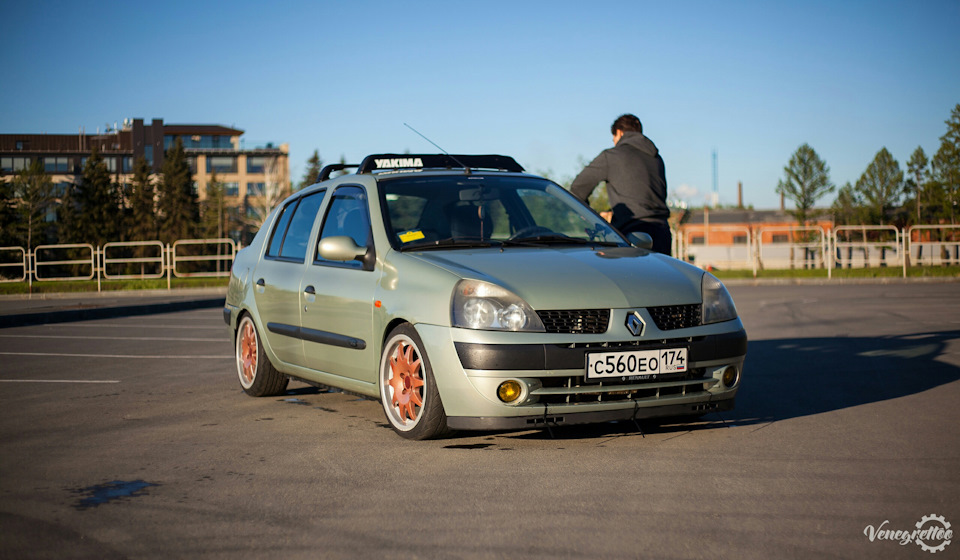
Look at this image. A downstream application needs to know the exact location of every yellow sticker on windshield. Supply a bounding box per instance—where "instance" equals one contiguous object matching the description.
[399,230,425,243]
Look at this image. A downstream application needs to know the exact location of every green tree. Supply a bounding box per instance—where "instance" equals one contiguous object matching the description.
[928,104,960,224]
[56,182,80,244]
[157,137,199,243]
[70,147,120,246]
[127,156,157,241]
[854,147,904,225]
[905,146,929,223]
[13,158,55,250]
[5,161,55,249]
[200,172,227,239]
[776,144,835,226]
[831,182,864,226]
[12,160,56,249]
[298,149,323,190]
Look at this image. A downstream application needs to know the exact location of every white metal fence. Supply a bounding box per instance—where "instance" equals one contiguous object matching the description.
[908,225,960,267]
[833,225,901,269]
[676,224,960,278]
[0,238,236,291]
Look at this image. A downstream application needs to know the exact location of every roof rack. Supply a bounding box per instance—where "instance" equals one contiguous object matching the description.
[356,154,524,174]
[316,162,360,182]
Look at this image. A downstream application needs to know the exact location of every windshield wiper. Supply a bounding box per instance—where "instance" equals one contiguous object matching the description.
[400,237,501,251]
[501,234,620,247]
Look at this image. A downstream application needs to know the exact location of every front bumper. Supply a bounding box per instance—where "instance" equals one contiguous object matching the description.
[416,321,747,431]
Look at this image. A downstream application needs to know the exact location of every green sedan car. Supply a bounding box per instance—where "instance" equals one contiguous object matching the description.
[224,154,747,439]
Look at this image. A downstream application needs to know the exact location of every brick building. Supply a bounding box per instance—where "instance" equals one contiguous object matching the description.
[1,118,289,239]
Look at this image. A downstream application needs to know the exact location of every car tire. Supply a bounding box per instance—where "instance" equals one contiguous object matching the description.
[235,314,289,397]
[379,324,450,440]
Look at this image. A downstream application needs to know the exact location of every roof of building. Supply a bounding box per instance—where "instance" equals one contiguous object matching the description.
[684,208,789,224]
[0,132,132,153]
[163,124,244,136]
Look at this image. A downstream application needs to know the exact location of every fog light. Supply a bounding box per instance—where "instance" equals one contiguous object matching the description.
[497,380,523,403]
[721,366,740,388]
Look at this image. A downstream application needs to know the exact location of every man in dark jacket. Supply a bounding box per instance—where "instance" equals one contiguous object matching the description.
[570,114,672,255]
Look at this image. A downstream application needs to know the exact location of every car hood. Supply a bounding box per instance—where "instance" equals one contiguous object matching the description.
[407,246,703,309]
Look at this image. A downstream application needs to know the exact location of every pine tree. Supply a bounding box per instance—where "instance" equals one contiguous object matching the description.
[854,148,904,225]
[127,156,157,241]
[71,147,120,246]
[56,182,80,244]
[200,172,226,239]
[776,144,835,226]
[929,104,960,224]
[298,149,323,190]
[157,137,199,244]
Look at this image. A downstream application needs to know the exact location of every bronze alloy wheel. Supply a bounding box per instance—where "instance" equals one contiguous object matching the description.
[237,316,258,390]
[378,324,449,439]
[235,314,288,397]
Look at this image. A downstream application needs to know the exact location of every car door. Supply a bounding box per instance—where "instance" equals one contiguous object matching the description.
[252,190,326,366]
[298,185,379,383]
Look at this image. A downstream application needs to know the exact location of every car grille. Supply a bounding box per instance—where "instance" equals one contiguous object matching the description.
[537,309,610,334]
[647,304,702,331]
[532,368,709,405]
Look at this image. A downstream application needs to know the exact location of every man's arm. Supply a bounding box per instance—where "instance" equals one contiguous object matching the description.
[569,152,608,202]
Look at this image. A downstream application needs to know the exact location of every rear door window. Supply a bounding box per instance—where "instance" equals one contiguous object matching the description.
[267,191,325,262]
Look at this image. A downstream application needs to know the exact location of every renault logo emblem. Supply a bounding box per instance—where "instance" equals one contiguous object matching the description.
[625,311,645,336]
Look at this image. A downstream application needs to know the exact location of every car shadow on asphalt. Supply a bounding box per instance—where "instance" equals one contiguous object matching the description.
[729,329,960,427]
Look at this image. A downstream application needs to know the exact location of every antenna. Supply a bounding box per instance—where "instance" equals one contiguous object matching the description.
[711,149,719,208]
[403,123,470,174]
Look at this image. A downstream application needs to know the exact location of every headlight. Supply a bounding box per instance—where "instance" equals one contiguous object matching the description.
[452,280,546,332]
[702,272,737,324]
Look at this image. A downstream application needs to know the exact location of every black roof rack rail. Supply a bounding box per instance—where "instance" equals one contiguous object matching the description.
[316,162,360,183]
[356,154,524,174]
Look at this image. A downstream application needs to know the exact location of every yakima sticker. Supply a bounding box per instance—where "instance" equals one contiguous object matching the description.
[374,158,423,169]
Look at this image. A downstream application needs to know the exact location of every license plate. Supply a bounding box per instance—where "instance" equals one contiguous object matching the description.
[585,348,687,381]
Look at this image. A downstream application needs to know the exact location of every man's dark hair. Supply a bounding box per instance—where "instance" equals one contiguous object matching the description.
[611,114,643,135]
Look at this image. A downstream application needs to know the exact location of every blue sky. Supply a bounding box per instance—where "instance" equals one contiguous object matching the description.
[1,0,958,209]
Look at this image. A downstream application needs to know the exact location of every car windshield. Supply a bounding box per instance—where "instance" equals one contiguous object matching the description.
[380,175,627,250]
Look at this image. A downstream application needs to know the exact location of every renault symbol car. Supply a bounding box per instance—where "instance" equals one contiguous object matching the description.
[224,154,747,439]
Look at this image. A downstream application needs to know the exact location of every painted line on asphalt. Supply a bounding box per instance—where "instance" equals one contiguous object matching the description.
[39,323,225,330]
[0,352,231,359]
[0,379,121,384]
[0,334,226,342]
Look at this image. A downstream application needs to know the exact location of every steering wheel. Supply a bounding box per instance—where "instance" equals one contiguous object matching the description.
[508,225,554,240]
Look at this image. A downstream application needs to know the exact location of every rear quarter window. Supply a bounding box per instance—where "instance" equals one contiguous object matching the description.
[266,201,297,258]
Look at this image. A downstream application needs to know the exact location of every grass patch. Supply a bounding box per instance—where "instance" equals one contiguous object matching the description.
[0,277,228,295]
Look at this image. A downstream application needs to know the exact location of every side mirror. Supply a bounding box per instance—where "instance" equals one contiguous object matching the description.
[318,236,367,262]
[628,232,654,250]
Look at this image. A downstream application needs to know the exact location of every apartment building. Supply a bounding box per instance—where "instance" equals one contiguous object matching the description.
[0,117,289,208]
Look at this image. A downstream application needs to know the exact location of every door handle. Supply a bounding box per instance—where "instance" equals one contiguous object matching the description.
[256,278,265,287]
[304,285,316,295]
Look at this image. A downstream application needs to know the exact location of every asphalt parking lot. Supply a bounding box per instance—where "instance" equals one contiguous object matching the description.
[1,282,958,559]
